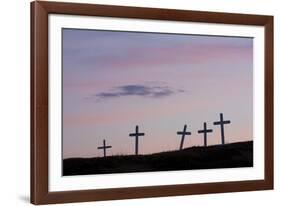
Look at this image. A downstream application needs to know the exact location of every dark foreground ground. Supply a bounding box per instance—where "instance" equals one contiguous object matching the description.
[63,141,253,176]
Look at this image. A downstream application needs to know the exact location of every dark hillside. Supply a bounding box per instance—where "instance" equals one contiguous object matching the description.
[63,141,253,176]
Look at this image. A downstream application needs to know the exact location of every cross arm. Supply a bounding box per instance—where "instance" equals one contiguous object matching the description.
[129,133,145,136]
[177,131,191,135]
[198,129,213,133]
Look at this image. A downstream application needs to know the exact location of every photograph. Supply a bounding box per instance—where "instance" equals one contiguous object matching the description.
[30,1,273,204]
[62,28,254,176]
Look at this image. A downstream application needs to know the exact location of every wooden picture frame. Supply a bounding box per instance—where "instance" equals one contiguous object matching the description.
[31,0,274,204]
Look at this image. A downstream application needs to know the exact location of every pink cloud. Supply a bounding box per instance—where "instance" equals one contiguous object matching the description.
[90,44,252,72]
[64,100,192,127]
[63,92,234,127]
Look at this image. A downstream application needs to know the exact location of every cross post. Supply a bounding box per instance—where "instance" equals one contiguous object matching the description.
[198,122,213,147]
[129,125,145,155]
[177,124,191,150]
[213,113,231,145]
[97,139,112,157]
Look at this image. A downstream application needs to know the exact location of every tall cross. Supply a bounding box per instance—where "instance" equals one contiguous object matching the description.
[129,125,145,155]
[198,122,213,147]
[97,139,112,157]
[213,113,231,145]
[177,124,191,150]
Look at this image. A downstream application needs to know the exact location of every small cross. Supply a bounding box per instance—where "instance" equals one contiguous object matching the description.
[213,113,231,145]
[177,124,191,150]
[198,122,213,147]
[97,139,112,157]
[129,125,145,155]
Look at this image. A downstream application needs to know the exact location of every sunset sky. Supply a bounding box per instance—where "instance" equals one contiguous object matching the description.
[62,28,253,159]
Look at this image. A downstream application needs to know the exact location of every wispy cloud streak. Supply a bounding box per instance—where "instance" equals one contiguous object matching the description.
[90,84,185,101]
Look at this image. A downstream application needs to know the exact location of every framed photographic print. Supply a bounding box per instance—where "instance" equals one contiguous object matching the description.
[30,1,274,204]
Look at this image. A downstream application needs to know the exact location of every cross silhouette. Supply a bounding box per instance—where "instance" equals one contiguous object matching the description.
[213,113,231,145]
[177,124,191,150]
[129,125,145,155]
[97,139,112,157]
[198,122,213,147]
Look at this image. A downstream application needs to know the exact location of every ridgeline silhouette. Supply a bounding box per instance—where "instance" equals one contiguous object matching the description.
[63,141,253,176]
[63,113,253,176]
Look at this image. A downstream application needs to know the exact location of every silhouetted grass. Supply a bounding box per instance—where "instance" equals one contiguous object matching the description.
[63,141,253,176]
